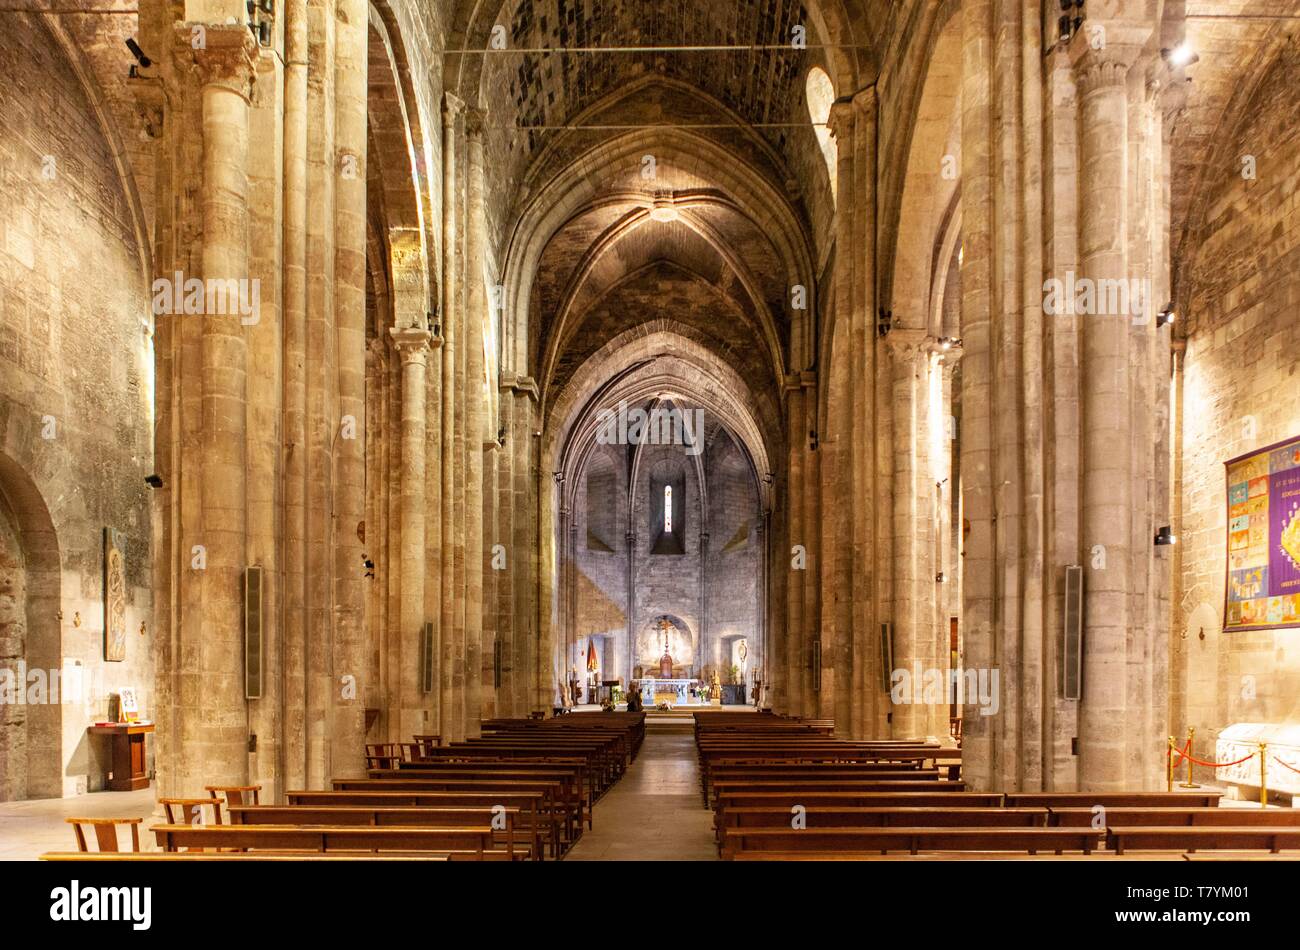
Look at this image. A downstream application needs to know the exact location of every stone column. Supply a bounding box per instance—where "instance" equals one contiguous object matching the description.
[280,0,309,794]
[887,329,937,740]
[392,327,431,740]
[464,106,487,735]
[331,0,368,779]
[959,0,996,786]
[1071,38,1138,792]
[193,23,257,794]
[439,92,461,741]
[801,372,820,718]
[784,381,804,716]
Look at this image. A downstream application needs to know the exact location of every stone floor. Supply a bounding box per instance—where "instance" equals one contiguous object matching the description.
[564,730,718,861]
[0,785,156,860]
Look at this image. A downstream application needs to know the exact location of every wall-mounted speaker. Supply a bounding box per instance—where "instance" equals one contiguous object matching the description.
[244,566,263,699]
[493,639,502,689]
[1062,564,1083,700]
[880,622,894,693]
[811,639,822,691]
[420,621,435,694]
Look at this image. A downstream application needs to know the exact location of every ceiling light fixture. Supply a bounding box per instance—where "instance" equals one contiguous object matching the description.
[1163,43,1197,67]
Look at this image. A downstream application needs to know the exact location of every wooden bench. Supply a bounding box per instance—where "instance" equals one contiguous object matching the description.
[731,851,1184,861]
[1004,792,1223,808]
[709,780,965,808]
[42,851,450,861]
[226,804,541,861]
[1050,807,1300,828]
[1109,826,1300,855]
[150,823,505,860]
[331,777,584,844]
[720,826,1104,858]
[284,789,561,856]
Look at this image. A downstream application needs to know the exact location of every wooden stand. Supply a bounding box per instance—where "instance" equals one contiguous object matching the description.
[88,723,154,791]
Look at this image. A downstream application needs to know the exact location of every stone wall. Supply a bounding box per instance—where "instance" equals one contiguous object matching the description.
[0,17,153,799]
[1174,45,1300,771]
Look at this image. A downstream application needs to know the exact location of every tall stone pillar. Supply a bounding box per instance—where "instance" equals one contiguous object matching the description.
[1071,37,1139,792]
[801,373,821,718]
[191,23,258,794]
[829,87,879,738]
[392,328,431,739]
[280,0,310,795]
[784,382,805,716]
[887,329,938,740]
[464,107,488,735]
[439,93,462,741]
[331,0,368,779]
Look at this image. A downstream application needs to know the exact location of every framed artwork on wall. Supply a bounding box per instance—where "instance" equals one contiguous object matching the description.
[104,527,127,661]
[1223,435,1300,632]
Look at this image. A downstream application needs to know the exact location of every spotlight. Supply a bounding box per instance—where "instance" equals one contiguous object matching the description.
[1164,43,1197,68]
[1157,304,1176,328]
[125,38,152,69]
[808,429,818,451]
[144,474,163,489]
[877,308,893,338]
[498,426,507,446]
[1154,525,1176,547]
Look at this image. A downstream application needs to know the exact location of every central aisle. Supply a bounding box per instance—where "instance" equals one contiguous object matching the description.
[564,729,718,861]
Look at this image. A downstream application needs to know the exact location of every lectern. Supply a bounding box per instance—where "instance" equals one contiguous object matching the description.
[88,722,154,791]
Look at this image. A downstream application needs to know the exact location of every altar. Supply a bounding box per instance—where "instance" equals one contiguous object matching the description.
[635,678,704,707]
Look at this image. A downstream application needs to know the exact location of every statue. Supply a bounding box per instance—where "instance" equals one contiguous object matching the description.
[710,669,722,704]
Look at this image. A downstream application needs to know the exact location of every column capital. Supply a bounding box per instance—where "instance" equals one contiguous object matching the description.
[177,23,258,98]
[464,106,487,140]
[1068,22,1153,93]
[851,83,877,115]
[884,327,930,359]
[390,326,431,365]
[443,91,464,126]
[827,99,855,141]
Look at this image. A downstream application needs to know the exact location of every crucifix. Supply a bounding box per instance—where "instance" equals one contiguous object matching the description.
[657,618,674,678]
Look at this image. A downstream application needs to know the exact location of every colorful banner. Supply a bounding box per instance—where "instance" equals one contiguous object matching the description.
[1224,435,1300,631]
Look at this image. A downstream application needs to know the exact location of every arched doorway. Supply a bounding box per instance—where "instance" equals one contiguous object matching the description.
[0,452,62,801]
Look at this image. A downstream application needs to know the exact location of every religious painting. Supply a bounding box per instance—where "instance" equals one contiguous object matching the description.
[1224,435,1300,631]
[104,527,127,661]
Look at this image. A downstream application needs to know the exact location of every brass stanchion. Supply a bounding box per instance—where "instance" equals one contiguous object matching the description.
[1179,726,1200,788]
[1167,736,1175,792]
[1259,742,1268,808]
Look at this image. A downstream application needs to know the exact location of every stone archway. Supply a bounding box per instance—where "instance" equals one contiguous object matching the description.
[637,615,695,679]
[0,452,62,801]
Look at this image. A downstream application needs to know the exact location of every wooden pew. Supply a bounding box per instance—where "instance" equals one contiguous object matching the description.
[711,790,1002,842]
[285,789,561,857]
[331,777,585,845]
[226,804,541,861]
[1004,792,1222,808]
[709,779,965,810]
[720,806,1047,835]
[1051,807,1300,828]
[151,823,504,860]
[1109,826,1300,855]
[366,769,590,836]
[731,851,1184,861]
[42,851,450,862]
[721,826,1104,858]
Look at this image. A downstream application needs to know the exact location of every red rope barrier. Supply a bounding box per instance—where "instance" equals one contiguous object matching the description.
[1273,756,1300,775]
[1179,748,1258,769]
[1170,737,1192,765]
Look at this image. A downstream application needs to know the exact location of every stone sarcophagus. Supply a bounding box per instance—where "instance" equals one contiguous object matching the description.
[1215,722,1300,798]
